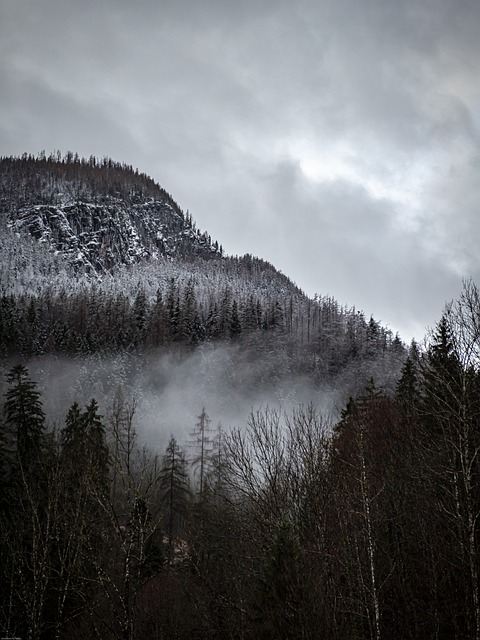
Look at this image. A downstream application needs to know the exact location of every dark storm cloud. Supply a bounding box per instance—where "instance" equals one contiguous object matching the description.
[1,0,480,341]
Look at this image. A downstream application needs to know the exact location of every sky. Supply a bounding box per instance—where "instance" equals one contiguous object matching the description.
[1,0,480,343]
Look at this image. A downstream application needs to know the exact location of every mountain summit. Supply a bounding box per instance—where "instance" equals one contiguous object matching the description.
[0,153,221,272]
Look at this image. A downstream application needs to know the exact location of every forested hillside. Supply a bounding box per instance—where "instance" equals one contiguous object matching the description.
[0,154,405,419]
[0,152,222,270]
[5,154,480,639]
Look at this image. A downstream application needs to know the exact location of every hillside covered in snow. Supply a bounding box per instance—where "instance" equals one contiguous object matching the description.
[1,153,222,272]
[0,153,406,415]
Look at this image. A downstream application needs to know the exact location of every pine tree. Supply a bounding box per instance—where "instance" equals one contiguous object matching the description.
[166,278,180,341]
[159,436,190,566]
[218,289,233,339]
[242,294,260,333]
[181,280,204,344]
[132,287,148,344]
[205,301,220,339]
[147,288,167,347]
[0,412,7,502]
[189,408,214,497]
[0,296,20,356]
[82,399,109,490]
[19,299,41,356]
[420,314,463,436]
[61,401,85,471]
[395,356,420,420]
[253,518,302,639]
[229,300,242,339]
[4,365,45,472]
[55,401,107,636]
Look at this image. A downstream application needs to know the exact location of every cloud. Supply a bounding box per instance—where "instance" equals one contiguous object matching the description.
[1,0,480,342]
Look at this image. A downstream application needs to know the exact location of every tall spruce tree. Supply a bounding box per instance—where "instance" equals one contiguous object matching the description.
[4,365,45,472]
[189,408,214,498]
[159,436,190,566]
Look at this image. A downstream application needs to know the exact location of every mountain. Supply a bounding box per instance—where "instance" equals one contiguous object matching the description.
[0,153,221,272]
[0,153,406,420]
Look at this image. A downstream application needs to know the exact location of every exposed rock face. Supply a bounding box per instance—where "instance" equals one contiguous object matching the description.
[11,199,219,272]
[1,155,221,272]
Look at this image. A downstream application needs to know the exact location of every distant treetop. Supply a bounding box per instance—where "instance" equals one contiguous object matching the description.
[0,151,182,212]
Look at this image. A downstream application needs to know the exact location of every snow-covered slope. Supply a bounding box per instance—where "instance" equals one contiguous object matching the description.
[10,198,220,271]
[0,154,221,272]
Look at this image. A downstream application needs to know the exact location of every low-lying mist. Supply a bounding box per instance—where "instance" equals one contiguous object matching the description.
[0,341,355,454]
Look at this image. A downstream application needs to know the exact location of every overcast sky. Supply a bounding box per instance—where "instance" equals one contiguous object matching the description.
[2,0,480,343]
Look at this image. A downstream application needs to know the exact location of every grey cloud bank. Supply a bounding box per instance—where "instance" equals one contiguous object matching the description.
[2,0,480,341]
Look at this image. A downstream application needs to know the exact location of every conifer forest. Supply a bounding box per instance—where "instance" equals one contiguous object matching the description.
[1,156,480,639]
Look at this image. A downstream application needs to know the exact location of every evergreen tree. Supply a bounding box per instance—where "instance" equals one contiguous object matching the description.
[147,288,167,347]
[166,278,180,341]
[181,280,204,344]
[82,399,109,490]
[132,287,148,344]
[60,401,85,490]
[205,301,220,339]
[19,299,41,356]
[4,365,45,472]
[420,314,463,436]
[229,299,242,339]
[253,518,302,640]
[189,408,214,497]
[54,401,103,637]
[159,436,190,566]
[218,288,233,339]
[395,356,420,420]
[242,294,261,333]
[0,296,20,356]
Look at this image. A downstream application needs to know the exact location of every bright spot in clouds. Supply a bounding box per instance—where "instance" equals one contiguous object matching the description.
[294,139,430,218]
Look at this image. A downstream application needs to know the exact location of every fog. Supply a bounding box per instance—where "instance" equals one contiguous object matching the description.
[0,342,352,455]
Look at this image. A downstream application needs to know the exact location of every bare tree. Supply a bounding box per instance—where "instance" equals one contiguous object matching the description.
[419,283,480,639]
[86,391,163,640]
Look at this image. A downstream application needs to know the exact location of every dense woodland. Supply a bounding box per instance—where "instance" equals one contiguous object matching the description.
[2,155,480,639]
[0,152,181,209]
[2,282,480,639]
